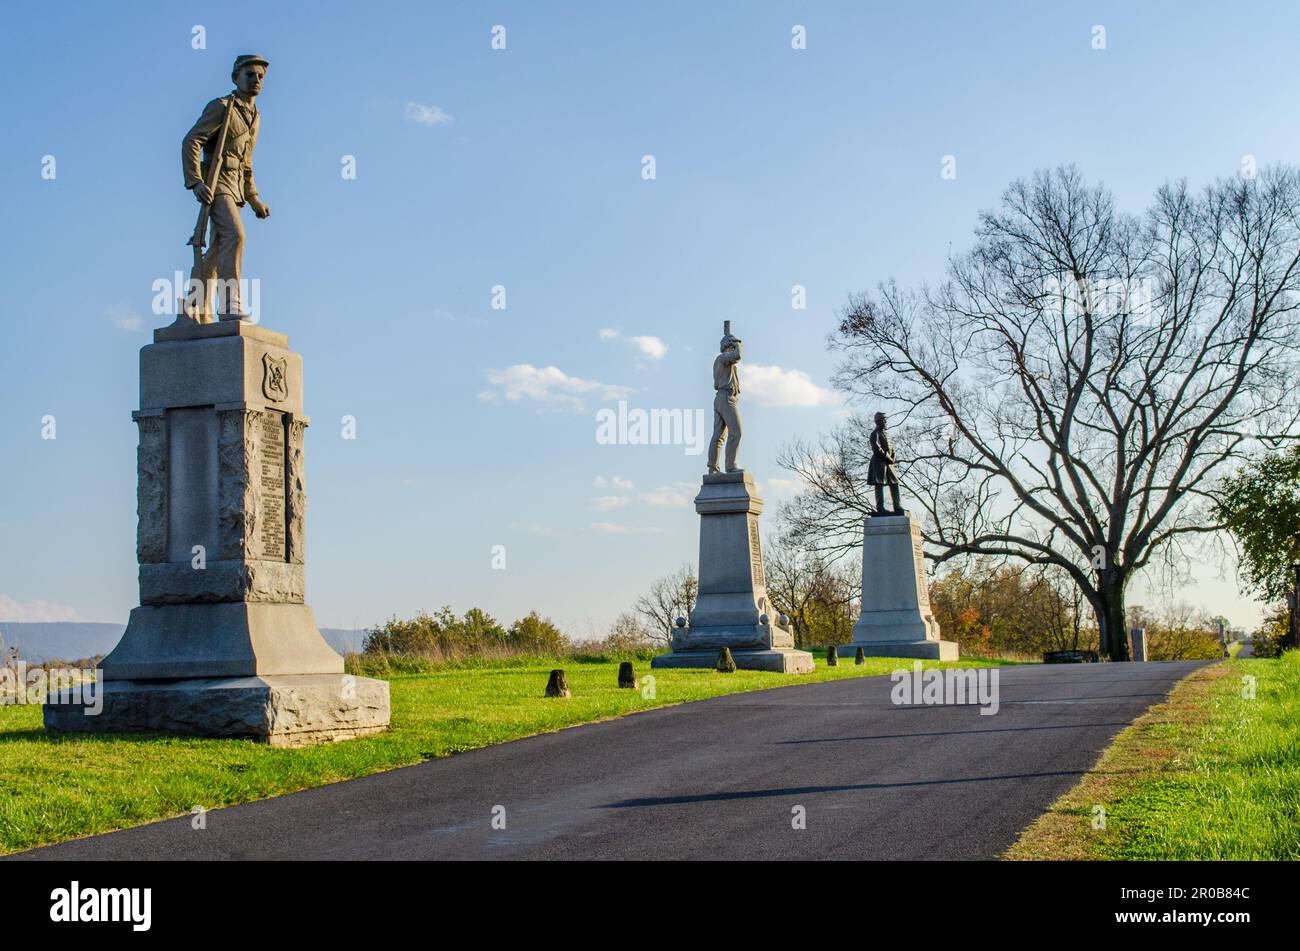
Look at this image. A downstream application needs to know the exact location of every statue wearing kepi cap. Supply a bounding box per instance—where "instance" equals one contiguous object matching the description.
[180,53,271,322]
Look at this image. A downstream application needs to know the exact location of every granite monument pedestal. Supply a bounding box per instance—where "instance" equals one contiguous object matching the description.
[651,471,814,674]
[44,319,390,746]
[841,513,958,661]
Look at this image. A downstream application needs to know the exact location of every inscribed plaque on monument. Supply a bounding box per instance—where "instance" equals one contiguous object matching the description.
[167,407,218,563]
[748,516,764,586]
[259,412,287,560]
[912,530,930,608]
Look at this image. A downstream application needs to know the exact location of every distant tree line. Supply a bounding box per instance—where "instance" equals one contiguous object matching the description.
[363,607,571,661]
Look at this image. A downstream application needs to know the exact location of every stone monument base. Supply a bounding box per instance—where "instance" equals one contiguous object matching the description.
[845,513,959,664]
[653,469,815,675]
[43,673,390,748]
[651,646,815,673]
[104,603,346,680]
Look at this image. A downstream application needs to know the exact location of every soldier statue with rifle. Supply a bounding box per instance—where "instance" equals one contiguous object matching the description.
[181,54,271,322]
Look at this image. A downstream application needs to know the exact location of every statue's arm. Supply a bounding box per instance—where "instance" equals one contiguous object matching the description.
[721,342,742,365]
[182,97,226,190]
[242,115,260,201]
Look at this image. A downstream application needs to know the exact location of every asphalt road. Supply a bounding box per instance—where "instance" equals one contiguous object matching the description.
[14,660,1206,861]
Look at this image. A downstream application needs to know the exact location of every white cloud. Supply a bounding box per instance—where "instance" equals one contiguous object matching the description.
[405,102,454,126]
[739,364,838,408]
[628,335,668,360]
[107,304,143,332]
[598,328,668,361]
[480,364,632,413]
[589,480,694,511]
[0,594,80,623]
[759,477,803,501]
[636,482,695,507]
[593,475,635,490]
[586,522,672,535]
[509,522,555,536]
[433,307,486,326]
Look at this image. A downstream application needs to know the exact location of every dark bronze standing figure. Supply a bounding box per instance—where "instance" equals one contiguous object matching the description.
[868,411,904,515]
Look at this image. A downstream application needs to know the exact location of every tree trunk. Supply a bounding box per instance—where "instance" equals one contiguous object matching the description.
[1095,581,1130,662]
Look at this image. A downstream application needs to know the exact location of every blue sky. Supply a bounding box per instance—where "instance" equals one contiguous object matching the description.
[2,1,1297,633]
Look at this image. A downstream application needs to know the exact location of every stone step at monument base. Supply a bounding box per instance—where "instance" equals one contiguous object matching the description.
[43,674,390,748]
[103,602,347,680]
[103,603,346,680]
[840,639,959,661]
[651,648,815,674]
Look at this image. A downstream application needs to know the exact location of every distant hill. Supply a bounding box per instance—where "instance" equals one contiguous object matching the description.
[0,623,124,664]
[0,622,370,664]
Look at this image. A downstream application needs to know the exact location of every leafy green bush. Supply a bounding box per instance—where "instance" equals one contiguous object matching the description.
[359,606,583,670]
[505,611,571,654]
[363,606,508,658]
[1251,606,1289,659]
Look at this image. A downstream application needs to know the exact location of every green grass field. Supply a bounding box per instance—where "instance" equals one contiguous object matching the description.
[1006,652,1300,860]
[0,651,1013,855]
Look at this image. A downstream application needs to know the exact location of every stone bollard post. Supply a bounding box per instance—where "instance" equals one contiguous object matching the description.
[617,661,636,688]
[545,669,571,698]
[716,647,737,673]
[855,646,866,666]
[827,645,838,667]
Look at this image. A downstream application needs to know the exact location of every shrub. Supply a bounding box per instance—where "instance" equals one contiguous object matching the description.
[363,605,508,658]
[1251,606,1289,659]
[505,612,571,654]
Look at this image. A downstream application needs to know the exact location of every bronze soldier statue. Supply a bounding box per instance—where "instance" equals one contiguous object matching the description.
[181,54,271,322]
[707,321,743,473]
[869,411,904,515]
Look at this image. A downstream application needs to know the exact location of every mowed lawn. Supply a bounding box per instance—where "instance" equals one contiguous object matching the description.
[0,652,1014,855]
[1007,652,1300,860]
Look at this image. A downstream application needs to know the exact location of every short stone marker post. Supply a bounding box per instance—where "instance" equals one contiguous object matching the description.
[827,645,838,667]
[617,661,636,688]
[1130,627,1147,663]
[855,646,866,666]
[545,669,571,698]
[716,647,737,673]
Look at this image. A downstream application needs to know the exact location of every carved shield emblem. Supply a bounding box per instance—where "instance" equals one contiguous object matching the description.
[262,353,289,402]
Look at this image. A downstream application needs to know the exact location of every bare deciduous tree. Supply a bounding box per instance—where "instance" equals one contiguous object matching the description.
[634,563,697,647]
[764,538,859,647]
[782,166,1300,659]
